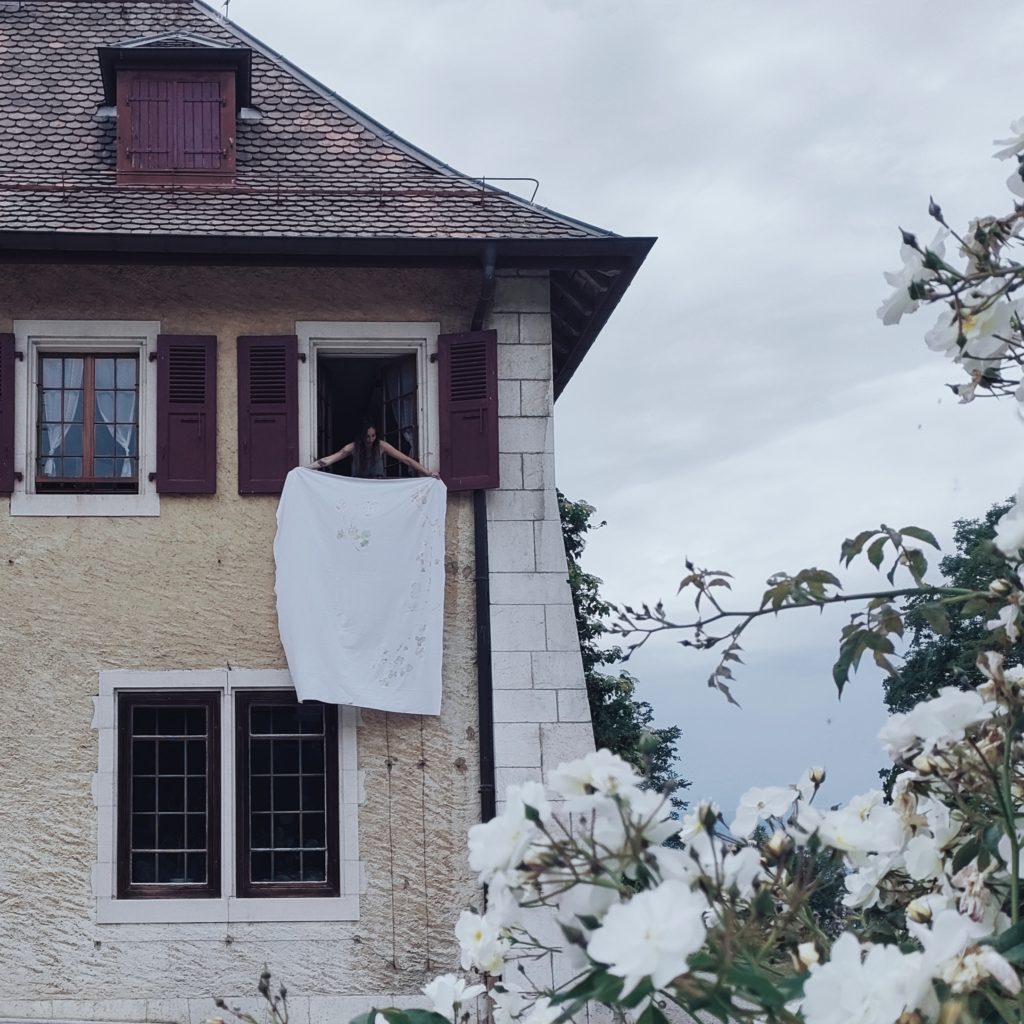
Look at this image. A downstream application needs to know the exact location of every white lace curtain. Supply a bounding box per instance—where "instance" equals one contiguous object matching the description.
[41,360,83,477]
[95,390,137,478]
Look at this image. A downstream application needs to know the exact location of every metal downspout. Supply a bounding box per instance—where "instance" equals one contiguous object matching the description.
[473,243,498,823]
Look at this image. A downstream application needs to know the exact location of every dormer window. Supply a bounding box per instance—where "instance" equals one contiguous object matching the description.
[97,35,252,185]
[117,69,235,182]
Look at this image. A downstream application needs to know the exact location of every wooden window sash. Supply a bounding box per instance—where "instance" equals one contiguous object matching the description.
[35,352,139,492]
[116,691,221,900]
[234,691,340,899]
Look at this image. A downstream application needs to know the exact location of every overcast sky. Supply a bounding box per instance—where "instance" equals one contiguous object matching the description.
[225,0,1022,816]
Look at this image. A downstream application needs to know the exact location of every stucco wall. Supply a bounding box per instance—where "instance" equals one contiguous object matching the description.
[0,264,488,1021]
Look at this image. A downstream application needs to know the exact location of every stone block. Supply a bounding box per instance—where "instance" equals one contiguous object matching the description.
[0,1001,54,1019]
[492,651,533,689]
[534,518,568,572]
[494,722,542,767]
[545,603,582,651]
[497,343,551,381]
[541,722,595,770]
[498,379,521,417]
[532,650,586,689]
[498,452,523,490]
[487,520,535,572]
[490,603,546,652]
[490,572,573,605]
[521,452,554,491]
[486,311,520,345]
[309,997,386,1024]
[486,489,547,521]
[519,312,553,345]
[495,765,543,794]
[557,689,592,723]
[520,378,554,416]
[493,275,550,313]
[499,416,553,455]
[493,688,557,723]
[51,999,149,1021]
[145,997,192,1024]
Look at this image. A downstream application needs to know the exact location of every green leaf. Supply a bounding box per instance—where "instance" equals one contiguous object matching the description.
[951,836,980,874]
[398,1012,452,1024]
[918,603,951,635]
[899,526,941,549]
[553,969,624,1006]
[962,597,991,618]
[998,943,1024,964]
[724,965,788,1009]
[867,536,887,569]
[841,529,876,566]
[906,548,929,584]
[988,921,1024,954]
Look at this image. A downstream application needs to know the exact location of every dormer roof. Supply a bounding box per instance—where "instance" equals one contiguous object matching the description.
[97,32,253,106]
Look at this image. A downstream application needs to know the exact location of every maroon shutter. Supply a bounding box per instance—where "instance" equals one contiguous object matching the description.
[438,330,499,491]
[181,77,225,171]
[123,73,173,172]
[237,336,298,495]
[0,333,15,494]
[157,335,217,494]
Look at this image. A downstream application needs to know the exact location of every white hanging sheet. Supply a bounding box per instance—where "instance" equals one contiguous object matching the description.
[274,468,446,714]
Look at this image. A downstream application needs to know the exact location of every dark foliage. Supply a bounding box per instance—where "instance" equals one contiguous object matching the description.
[880,499,1021,793]
[883,500,1019,714]
[558,492,689,809]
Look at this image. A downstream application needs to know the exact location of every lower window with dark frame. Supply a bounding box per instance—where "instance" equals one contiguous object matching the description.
[117,691,220,899]
[235,691,340,898]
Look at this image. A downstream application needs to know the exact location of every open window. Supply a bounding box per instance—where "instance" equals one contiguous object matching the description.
[316,352,418,477]
[297,322,440,479]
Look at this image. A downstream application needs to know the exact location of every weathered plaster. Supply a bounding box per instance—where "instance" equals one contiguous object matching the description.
[0,263,595,1021]
[0,265,482,1017]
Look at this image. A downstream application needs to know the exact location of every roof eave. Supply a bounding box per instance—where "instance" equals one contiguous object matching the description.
[0,230,655,392]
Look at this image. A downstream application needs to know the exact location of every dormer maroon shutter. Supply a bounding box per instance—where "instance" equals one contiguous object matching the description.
[438,330,499,491]
[156,334,217,494]
[181,76,231,172]
[0,333,15,494]
[123,73,173,173]
[237,336,298,495]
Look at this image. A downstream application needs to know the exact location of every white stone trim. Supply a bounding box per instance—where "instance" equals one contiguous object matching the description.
[93,668,362,925]
[295,321,440,470]
[10,320,160,517]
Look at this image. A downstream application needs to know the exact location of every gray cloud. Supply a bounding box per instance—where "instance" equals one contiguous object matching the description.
[232,0,1024,813]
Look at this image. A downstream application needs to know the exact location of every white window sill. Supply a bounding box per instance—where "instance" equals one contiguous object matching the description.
[95,893,361,925]
[11,490,160,517]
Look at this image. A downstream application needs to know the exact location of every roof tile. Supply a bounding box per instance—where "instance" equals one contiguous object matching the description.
[0,0,608,241]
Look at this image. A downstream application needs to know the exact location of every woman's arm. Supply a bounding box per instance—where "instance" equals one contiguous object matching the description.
[306,442,354,469]
[379,440,441,479]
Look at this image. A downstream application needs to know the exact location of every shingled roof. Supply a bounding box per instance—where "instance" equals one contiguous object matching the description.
[0,0,614,240]
[0,0,654,394]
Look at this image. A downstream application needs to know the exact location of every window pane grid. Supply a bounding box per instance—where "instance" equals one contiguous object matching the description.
[129,707,209,885]
[246,706,328,884]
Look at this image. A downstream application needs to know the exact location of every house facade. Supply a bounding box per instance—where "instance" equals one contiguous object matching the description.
[0,3,652,1022]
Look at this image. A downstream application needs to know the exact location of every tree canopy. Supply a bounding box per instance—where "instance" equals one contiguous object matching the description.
[558,492,688,807]
[883,500,1020,716]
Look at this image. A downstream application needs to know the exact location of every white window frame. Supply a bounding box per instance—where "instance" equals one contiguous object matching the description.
[11,319,160,517]
[92,668,363,925]
[296,321,440,470]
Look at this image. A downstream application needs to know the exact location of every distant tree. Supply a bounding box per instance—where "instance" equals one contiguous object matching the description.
[558,492,689,808]
[883,499,1020,716]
